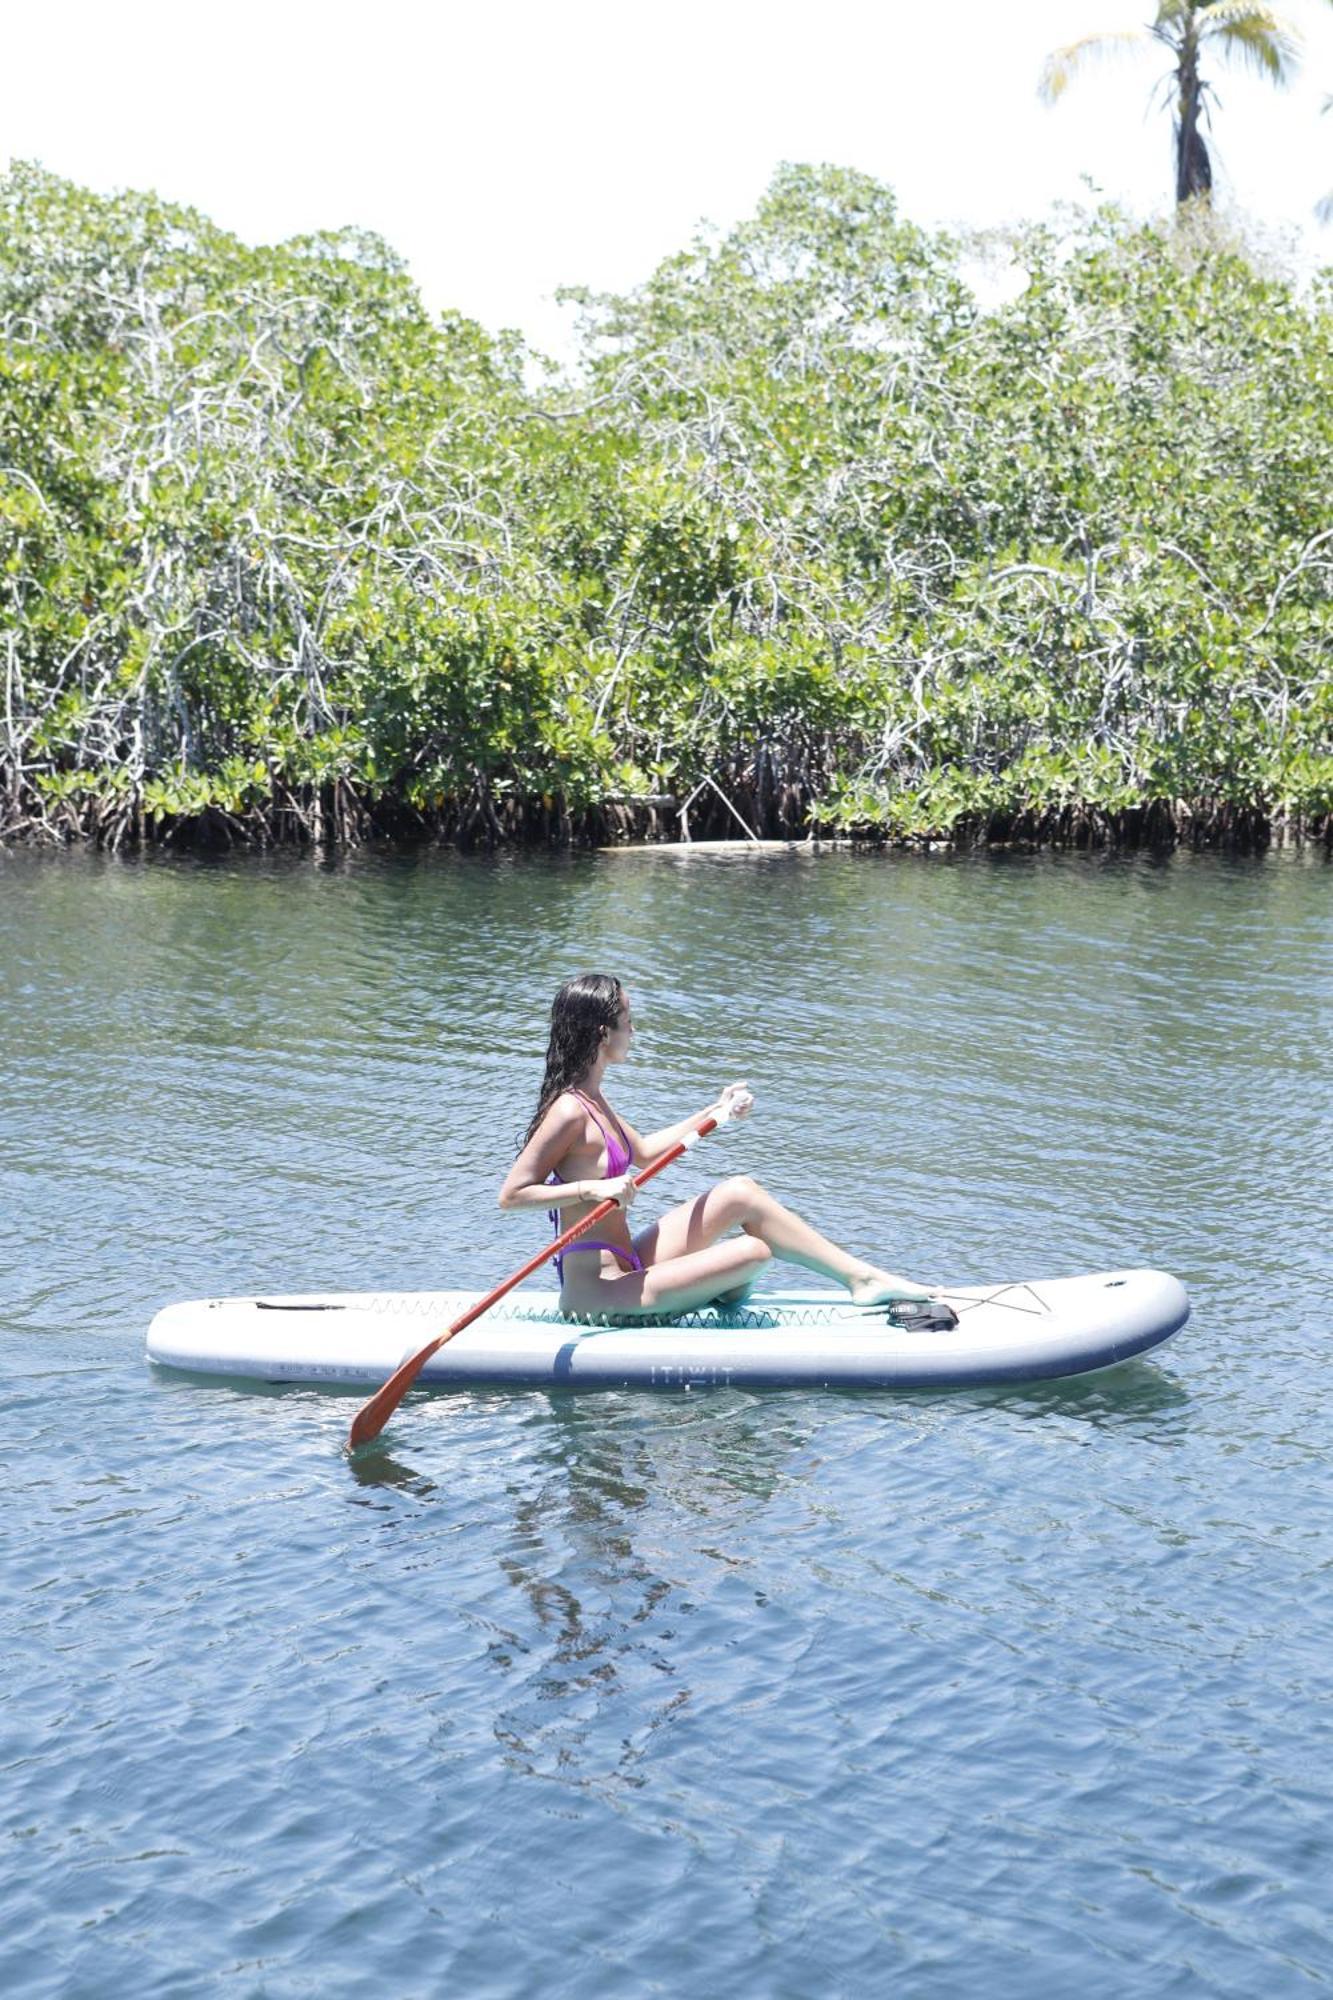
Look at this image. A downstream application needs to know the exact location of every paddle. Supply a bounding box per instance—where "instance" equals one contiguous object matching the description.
[346,1101,737,1450]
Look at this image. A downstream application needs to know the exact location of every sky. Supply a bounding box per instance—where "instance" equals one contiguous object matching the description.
[5,0,1333,359]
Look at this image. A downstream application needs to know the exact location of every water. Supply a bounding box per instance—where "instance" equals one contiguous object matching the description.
[2,844,1330,1996]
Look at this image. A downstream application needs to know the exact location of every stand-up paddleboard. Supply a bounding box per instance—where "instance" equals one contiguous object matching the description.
[146,1268,1188,1390]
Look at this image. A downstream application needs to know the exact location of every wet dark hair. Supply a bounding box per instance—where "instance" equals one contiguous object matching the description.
[524,972,627,1144]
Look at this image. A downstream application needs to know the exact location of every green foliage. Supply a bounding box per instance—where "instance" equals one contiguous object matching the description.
[2,159,1330,849]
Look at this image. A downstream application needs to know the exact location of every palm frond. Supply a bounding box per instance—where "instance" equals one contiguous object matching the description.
[1199,4,1302,84]
[1039,30,1152,105]
[1160,0,1228,45]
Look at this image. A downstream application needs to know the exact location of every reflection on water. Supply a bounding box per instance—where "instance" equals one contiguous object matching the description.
[490,1399,810,1800]
[2,844,1331,1997]
[964,1361,1192,1436]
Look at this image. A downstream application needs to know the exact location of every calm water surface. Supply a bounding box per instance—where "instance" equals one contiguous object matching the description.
[2,845,1331,1996]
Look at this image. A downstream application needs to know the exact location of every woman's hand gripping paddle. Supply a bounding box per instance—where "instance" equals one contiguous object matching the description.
[346,1100,739,1451]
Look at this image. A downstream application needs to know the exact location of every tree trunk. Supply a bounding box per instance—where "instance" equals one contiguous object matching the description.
[1174,24,1212,205]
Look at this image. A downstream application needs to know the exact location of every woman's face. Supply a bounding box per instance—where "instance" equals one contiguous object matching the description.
[603,991,635,1064]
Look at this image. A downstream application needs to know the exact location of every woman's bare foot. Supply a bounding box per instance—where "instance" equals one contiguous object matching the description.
[847,1267,935,1308]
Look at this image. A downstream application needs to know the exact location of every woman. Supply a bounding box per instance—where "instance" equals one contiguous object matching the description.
[498,972,932,1318]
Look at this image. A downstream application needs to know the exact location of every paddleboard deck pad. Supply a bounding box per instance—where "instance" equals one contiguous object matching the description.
[146,1268,1188,1390]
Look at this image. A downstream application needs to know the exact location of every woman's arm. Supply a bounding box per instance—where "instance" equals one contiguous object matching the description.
[623,1081,753,1163]
[498,1097,636,1213]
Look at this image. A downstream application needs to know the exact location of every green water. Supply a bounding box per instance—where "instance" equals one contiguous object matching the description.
[3,845,1330,1995]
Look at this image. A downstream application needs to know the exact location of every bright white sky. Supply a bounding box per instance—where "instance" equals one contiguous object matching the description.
[5,0,1333,359]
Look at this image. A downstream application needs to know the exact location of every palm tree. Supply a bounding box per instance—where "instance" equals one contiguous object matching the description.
[1040,2,1312,208]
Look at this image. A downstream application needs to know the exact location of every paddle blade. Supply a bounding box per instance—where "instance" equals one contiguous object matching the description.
[347,1338,441,1450]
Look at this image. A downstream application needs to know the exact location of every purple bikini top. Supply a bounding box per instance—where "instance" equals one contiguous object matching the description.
[549,1089,633,1189]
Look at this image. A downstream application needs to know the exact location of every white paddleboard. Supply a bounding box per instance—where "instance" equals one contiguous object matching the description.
[146,1268,1189,1390]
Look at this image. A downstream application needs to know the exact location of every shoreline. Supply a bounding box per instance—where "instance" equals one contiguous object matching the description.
[3,793,1329,856]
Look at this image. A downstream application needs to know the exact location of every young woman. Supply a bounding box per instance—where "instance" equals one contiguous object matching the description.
[498,972,933,1318]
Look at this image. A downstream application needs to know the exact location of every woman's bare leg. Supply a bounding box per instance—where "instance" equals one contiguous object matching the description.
[638,1177,930,1305]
